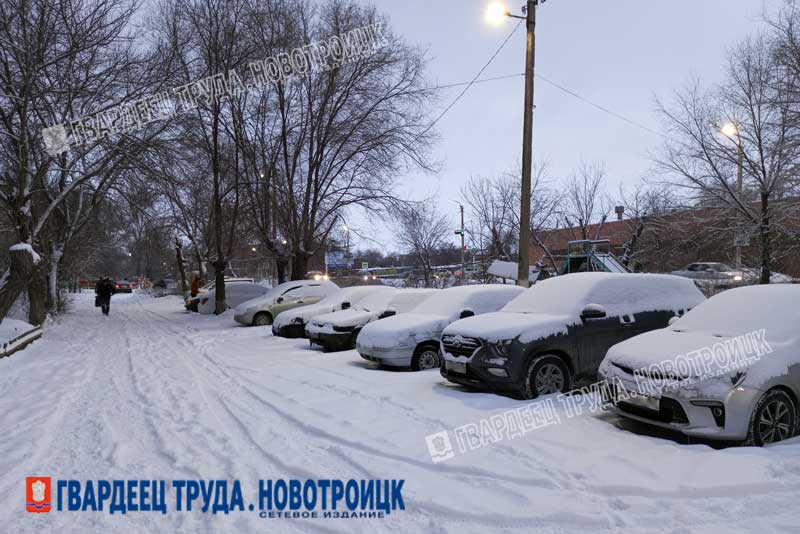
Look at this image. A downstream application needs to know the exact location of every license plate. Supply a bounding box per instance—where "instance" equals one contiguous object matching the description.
[446,361,466,374]
[623,389,659,410]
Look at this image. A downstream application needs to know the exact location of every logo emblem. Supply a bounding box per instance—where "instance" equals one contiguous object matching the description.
[425,431,455,463]
[26,477,51,513]
[452,335,464,348]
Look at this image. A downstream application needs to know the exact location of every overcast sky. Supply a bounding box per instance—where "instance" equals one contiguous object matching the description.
[350,0,777,251]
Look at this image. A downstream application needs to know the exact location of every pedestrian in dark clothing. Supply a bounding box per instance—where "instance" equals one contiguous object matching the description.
[95,276,115,315]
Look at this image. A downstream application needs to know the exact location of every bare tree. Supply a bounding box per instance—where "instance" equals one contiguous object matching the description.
[395,202,450,288]
[656,34,799,283]
[563,160,609,240]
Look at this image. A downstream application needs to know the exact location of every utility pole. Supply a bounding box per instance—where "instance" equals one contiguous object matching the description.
[517,0,538,288]
[735,139,744,272]
[452,201,466,285]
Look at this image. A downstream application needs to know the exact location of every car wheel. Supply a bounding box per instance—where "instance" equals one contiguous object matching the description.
[412,344,440,371]
[253,312,273,326]
[520,355,572,400]
[746,389,798,446]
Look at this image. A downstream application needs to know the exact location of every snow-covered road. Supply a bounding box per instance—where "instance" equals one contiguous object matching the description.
[2,292,799,533]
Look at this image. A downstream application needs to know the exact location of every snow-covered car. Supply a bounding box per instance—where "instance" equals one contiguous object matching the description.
[599,284,800,446]
[356,284,526,371]
[671,262,750,286]
[305,288,438,352]
[272,285,396,338]
[233,280,340,326]
[184,277,254,312]
[197,281,268,314]
[441,273,705,399]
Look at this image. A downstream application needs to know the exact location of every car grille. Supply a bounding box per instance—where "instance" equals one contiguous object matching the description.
[617,397,689,425]
[441,335,482,358]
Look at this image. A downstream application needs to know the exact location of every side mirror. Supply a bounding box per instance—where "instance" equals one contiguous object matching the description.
[668,316,680,326]
[341,301,351,310]
[459,309,475,319]
[276,297,283,304]
[580,304,607,321]
[378,309,396,319]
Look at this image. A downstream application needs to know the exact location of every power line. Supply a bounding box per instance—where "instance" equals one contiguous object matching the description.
[424,18,524,133]
[534,73,664,137]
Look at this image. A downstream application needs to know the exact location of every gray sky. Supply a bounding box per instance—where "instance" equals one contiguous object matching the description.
[351,0,776,251]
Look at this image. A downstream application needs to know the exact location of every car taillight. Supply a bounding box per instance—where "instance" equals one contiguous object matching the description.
[115,284,120,288]
[201,298,208,304]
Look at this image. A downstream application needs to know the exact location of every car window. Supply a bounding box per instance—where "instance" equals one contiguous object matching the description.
[281,286,304,297]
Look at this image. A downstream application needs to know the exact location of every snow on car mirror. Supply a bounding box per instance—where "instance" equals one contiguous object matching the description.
[459,309,475,319]
[580,304,606,321]
[378,309,396,319]
[668,315,680,326]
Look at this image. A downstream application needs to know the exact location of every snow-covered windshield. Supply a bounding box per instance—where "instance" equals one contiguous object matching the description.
[502,277,589,315]
[355,290,396,312]
[673,285,796,340]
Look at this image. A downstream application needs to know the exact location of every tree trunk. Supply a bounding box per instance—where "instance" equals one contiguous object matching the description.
[47,243,64,313]
[276,256,288,284]
[175,238,188,294]
[759,193,771,284]
[28,262,48,325]
[290,254,310,281]
[213,258,226,315]
[0,247,38,323]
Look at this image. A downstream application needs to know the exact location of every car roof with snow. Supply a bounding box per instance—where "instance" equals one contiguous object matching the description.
[503,272,704,319]
[411,284,525,316]
[672,284,799,341]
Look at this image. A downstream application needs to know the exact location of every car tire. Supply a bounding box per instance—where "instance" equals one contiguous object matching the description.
[519,355,572,400]
[411,343,440,371]
[745,389,798,446]
[253,312,273,326]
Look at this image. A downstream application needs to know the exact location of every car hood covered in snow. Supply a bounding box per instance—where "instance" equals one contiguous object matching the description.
[356,313,448,349]
[310,308,375,328]
[604,327,789,384]
[443,311,572,344]
[274,300,344,328]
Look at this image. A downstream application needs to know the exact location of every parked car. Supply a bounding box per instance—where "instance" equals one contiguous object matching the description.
[306,288,438,352]
[184,277,254,312]
[233,280,340,326]
[440,273,705,399]
[599,284,800,446]
[115,279,134,293]
[198,281,270,314]
[273,285,397,338]
[671,262,750,285]
[356,284,525,371]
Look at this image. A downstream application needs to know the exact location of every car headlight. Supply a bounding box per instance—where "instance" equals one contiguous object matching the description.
[733,275,743,282]
[491,339,513,356]
[292,317,304,324]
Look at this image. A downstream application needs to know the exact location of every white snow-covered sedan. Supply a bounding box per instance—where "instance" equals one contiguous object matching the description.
[305,288,438,351]
[356,284,525,371]
[600,284,800,446]
[272,285,396,338]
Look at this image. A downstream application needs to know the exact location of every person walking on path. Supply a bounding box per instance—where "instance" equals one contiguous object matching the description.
[95,276,115,315]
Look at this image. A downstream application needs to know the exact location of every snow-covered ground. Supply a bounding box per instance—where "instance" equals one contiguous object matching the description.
[2,292,799,533]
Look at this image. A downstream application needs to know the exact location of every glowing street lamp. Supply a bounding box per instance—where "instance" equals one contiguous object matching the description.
[486,2,511,24]
[720,122,738,139]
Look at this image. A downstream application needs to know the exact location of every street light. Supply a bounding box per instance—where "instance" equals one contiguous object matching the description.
[720,121,745,272]
[486,2,511,24]
[487,0,541,287]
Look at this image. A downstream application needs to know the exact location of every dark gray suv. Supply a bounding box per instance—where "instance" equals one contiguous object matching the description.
[440,273,705,399]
